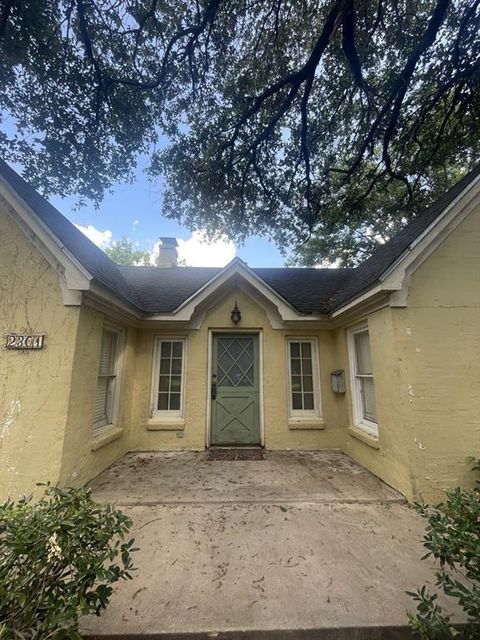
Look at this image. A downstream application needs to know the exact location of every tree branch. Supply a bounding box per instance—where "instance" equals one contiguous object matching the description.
[222,0,345,160]
[342,0,367,93]
[0,0,15,40]
[344,0,450,181]
[381,0,450,164]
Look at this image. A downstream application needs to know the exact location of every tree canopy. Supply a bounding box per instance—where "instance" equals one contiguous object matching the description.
[1,0,479,264]
[105,238,150,265]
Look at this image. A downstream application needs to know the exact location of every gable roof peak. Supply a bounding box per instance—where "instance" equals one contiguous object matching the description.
[225,255,249,268]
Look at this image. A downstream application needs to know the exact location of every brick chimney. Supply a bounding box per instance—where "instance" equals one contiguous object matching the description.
[156,237,178,268]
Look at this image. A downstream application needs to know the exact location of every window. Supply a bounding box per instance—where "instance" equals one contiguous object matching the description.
[151,338,186,418]
[94,326,122,430]
[349,325,378,436]
[287,338,321,417]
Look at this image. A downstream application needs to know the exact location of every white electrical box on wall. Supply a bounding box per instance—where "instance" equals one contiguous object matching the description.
[331,369,346,394]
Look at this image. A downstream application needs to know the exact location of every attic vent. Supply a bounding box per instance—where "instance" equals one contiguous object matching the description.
[156,237,178,268]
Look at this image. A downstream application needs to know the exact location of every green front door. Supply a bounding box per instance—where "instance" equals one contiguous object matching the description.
[211,333,261,446]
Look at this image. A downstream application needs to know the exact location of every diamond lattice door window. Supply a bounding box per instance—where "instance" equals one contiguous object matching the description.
[211,333,261,446]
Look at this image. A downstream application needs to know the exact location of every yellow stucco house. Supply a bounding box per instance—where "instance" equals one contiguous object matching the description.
[1,159,479,503]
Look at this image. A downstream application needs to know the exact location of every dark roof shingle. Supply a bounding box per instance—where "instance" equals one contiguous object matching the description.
[118,265,220,313]
[254,267,353,314]
[118,265,353,314]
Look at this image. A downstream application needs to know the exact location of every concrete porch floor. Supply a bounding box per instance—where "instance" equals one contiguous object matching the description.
[80,451,443,639]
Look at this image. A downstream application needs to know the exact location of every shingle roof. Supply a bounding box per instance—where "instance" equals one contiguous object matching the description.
[118,265,353,314]
[118,265,221,313]
[1,158,479,316]
[254,268,353,314]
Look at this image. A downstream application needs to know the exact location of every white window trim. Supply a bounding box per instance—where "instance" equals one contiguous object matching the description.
[347,323,378,437]
[286,337,322,420]
[150,337,187,421]
[93,322,124,433]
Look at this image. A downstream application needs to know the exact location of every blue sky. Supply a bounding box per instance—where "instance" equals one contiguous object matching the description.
[45,155,286,268]
[1,110,285,267]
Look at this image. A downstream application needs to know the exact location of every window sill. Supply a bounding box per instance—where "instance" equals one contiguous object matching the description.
[348,425,380,450]
[91,425,124,451]
[147,418,186,431]
[288,418,325,430]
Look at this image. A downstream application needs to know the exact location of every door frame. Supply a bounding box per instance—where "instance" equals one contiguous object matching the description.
[206,329,264,448]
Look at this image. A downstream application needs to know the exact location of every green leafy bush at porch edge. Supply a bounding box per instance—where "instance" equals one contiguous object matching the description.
[407,460,480,639]
[0,484,137,639]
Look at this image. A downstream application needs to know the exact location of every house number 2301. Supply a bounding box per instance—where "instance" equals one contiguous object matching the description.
[5,333,46,350]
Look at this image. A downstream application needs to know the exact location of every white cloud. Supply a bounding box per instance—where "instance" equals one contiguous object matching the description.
[75,224,112,248]
[150,231,236,267]
[133,219,139,228]
[314,258,341,268]
[178,231,236,266]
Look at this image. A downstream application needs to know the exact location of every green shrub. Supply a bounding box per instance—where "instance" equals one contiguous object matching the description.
[407,462,480,639]
[0,484,136,639]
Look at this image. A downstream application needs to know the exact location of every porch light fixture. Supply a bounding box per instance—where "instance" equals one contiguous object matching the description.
[230,301,241,325]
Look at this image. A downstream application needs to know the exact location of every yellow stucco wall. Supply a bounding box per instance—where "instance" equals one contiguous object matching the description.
[338,204,480,502]
[58,306,136,487]
[129,288,343,452]
[337,309,415,500]
[392,206,480,500]
[0,198,80,500]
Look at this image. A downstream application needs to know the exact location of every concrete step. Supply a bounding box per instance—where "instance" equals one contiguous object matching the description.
[83,626,415,640]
